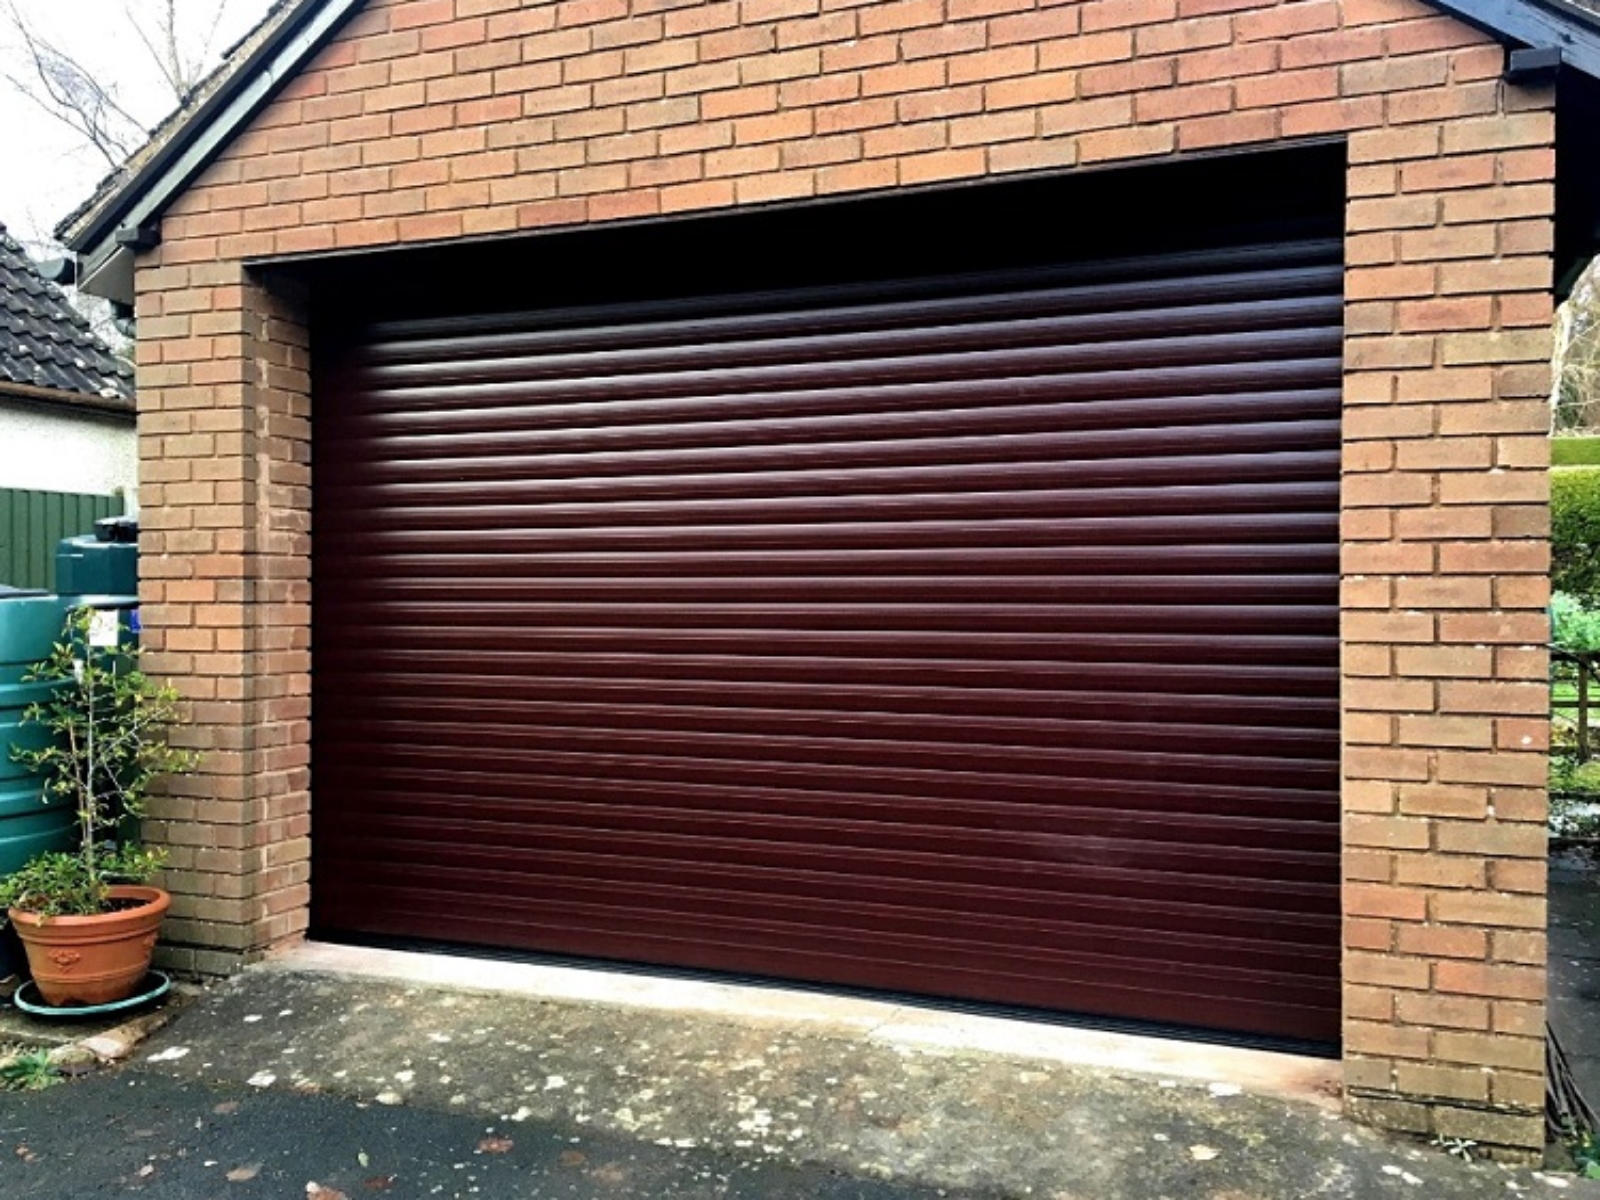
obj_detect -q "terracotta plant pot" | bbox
[8,884,169,1007]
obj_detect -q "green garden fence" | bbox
[0,488,124,592]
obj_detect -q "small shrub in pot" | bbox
[0,607,198,1005]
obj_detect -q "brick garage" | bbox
[54,0,1600,1156]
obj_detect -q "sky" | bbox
[0,0,274,255]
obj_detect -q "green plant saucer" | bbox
[13,970,170,1018]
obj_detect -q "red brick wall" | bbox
[135,267,311,974]
[131,0,1555,1154]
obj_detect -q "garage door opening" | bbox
[300,144,1346,1048]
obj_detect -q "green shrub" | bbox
[1554,437,1600,466]
[0,607,196,917]
[1554,467,1600,604]
[1552,753,1600,794]
[1554,592,1600,653]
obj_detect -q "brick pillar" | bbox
[1340,96,1554,1158]
[135,259,312,975]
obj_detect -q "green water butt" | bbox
[0,595,73,878]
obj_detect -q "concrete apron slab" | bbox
[128,943,1596,1198]
[285,942,1341,1106]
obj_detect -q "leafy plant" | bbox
[0,607,198,917]
[1573,1128,1600,1180]
[0,1050,59,1092]
[1554,592,1600,654]
[1552,753,1600,792]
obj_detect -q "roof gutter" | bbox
[1426,0,1600,77]
[0,381,136,420]
[67,0,366,305]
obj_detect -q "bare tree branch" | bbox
[4,1,145,168]
[1,0,249,350]
[124,0,234,101]
[125,1,183,101]
[4,0,240,174]
[1557,258,1600,432]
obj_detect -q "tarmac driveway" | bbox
[2,951,1598,1199]
[0,1068,952,1198]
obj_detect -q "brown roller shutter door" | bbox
[312,236,1343,1045]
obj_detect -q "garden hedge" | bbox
[1554,466,1600,604]
[1554,437,1600,466]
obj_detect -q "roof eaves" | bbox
[54,0,290,245]
[0,380,136,420]
[56,0,1600,304]
[59,0,366,295]
[1425,0,1600,77]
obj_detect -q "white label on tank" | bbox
[88,610,119,648]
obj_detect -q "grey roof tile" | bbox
[0,221,133,406]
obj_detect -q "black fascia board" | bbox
[63,0,366,255]
[1428,0,1600,77]
[63,0,1600,265]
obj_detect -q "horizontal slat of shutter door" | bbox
[312,239,1343,1045]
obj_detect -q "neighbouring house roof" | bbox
[52,0,1600,307]
[0,223,132,417]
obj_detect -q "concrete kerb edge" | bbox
[0,973,199,1072]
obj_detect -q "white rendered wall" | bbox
[0,403,136,506]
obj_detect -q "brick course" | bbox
[131,0,1553,1155]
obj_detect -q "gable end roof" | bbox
[58,0,365,303]
[54,0,1600,306]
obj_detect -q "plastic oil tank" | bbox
[0,588,74,878]
[1,518,139,976]
[56,515,138,598]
